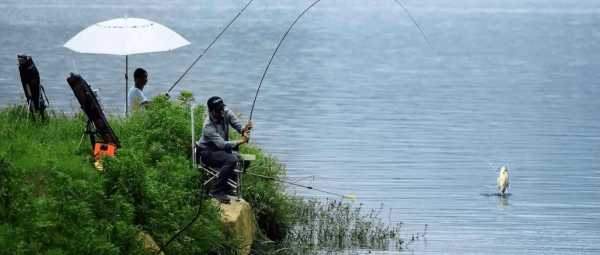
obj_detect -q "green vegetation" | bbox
[254,199,404,254]
[0,93,404,255]
[0,95,292,255]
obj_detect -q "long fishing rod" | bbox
[392,0,432,49]
[246,171,357,201]
[249,0,323,120]
[248,0,431,120]
[166,0,255,94]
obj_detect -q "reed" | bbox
[253,199,404,254]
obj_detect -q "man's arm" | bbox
[204,125,235,150]
[234,131,249,148]
[225,108,244,134]
[139,90,150,108]
[225,108,252,135]
[204,124,248,150]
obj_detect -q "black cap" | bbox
[207,96,226,112]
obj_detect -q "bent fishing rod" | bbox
[249,0,323,121]
[166,0,255,95]
[248,0,431,120]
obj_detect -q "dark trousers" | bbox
[200,149,240,193]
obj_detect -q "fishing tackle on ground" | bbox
[66,73,120,169]
[166,0,255,95]
[17,54,49,118]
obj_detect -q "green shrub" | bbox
[0,106,141,255]
[238,146,294,242]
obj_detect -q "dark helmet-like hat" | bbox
[207,96,226,112]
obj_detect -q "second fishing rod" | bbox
[165,0,255,95]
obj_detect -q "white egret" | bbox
[497,166,510,195]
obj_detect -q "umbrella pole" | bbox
[125,55,128,116]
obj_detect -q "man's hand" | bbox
[242,130,250,143]
[243,121,253,133]
[235,131,249,148]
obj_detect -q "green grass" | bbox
[0,95,293,255]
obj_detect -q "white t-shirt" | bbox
[128,87,148,113]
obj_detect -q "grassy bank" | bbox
[0,95,293,255]
[0,94,404,254]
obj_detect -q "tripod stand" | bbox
[78,119,97,150]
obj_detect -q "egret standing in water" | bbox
[497,166,510,195]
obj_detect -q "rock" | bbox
[216,198,257,255]
[137,231,164,255]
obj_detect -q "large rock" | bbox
[216,198,257,255]
[137,231,164,255]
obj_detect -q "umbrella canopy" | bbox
[64,17,190,55]
[64,17,190,115]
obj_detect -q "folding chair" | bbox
[196,151,255,201]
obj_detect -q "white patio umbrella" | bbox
[64,17,190,115]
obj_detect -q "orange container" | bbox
[94,143,117,159]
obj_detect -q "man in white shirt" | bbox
[127,68,150,113]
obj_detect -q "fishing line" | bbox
[392,0,432,49]
[156,184,206,254]
[166,0,255,94]
[246,171,357,201]
[249,0,323,121]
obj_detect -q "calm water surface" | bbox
[1,0,599,254]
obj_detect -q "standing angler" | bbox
[497,165,510,195]
[128,68,151,113]
[197,96,252,203]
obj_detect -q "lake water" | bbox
[1,0,599,254]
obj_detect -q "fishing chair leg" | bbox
[233,155,255,201]
[235,163,243,202]
[199,163,239,195]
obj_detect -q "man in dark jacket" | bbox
[197,96,252,202]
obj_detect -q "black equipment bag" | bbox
[17,55,48,114]
[66,73,121,148]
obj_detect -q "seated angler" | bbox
[197,96,252,202]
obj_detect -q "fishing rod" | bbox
[248,0,431,120]
[246,171,357,201]
[249,0,323,121]
[166,0,255,95]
